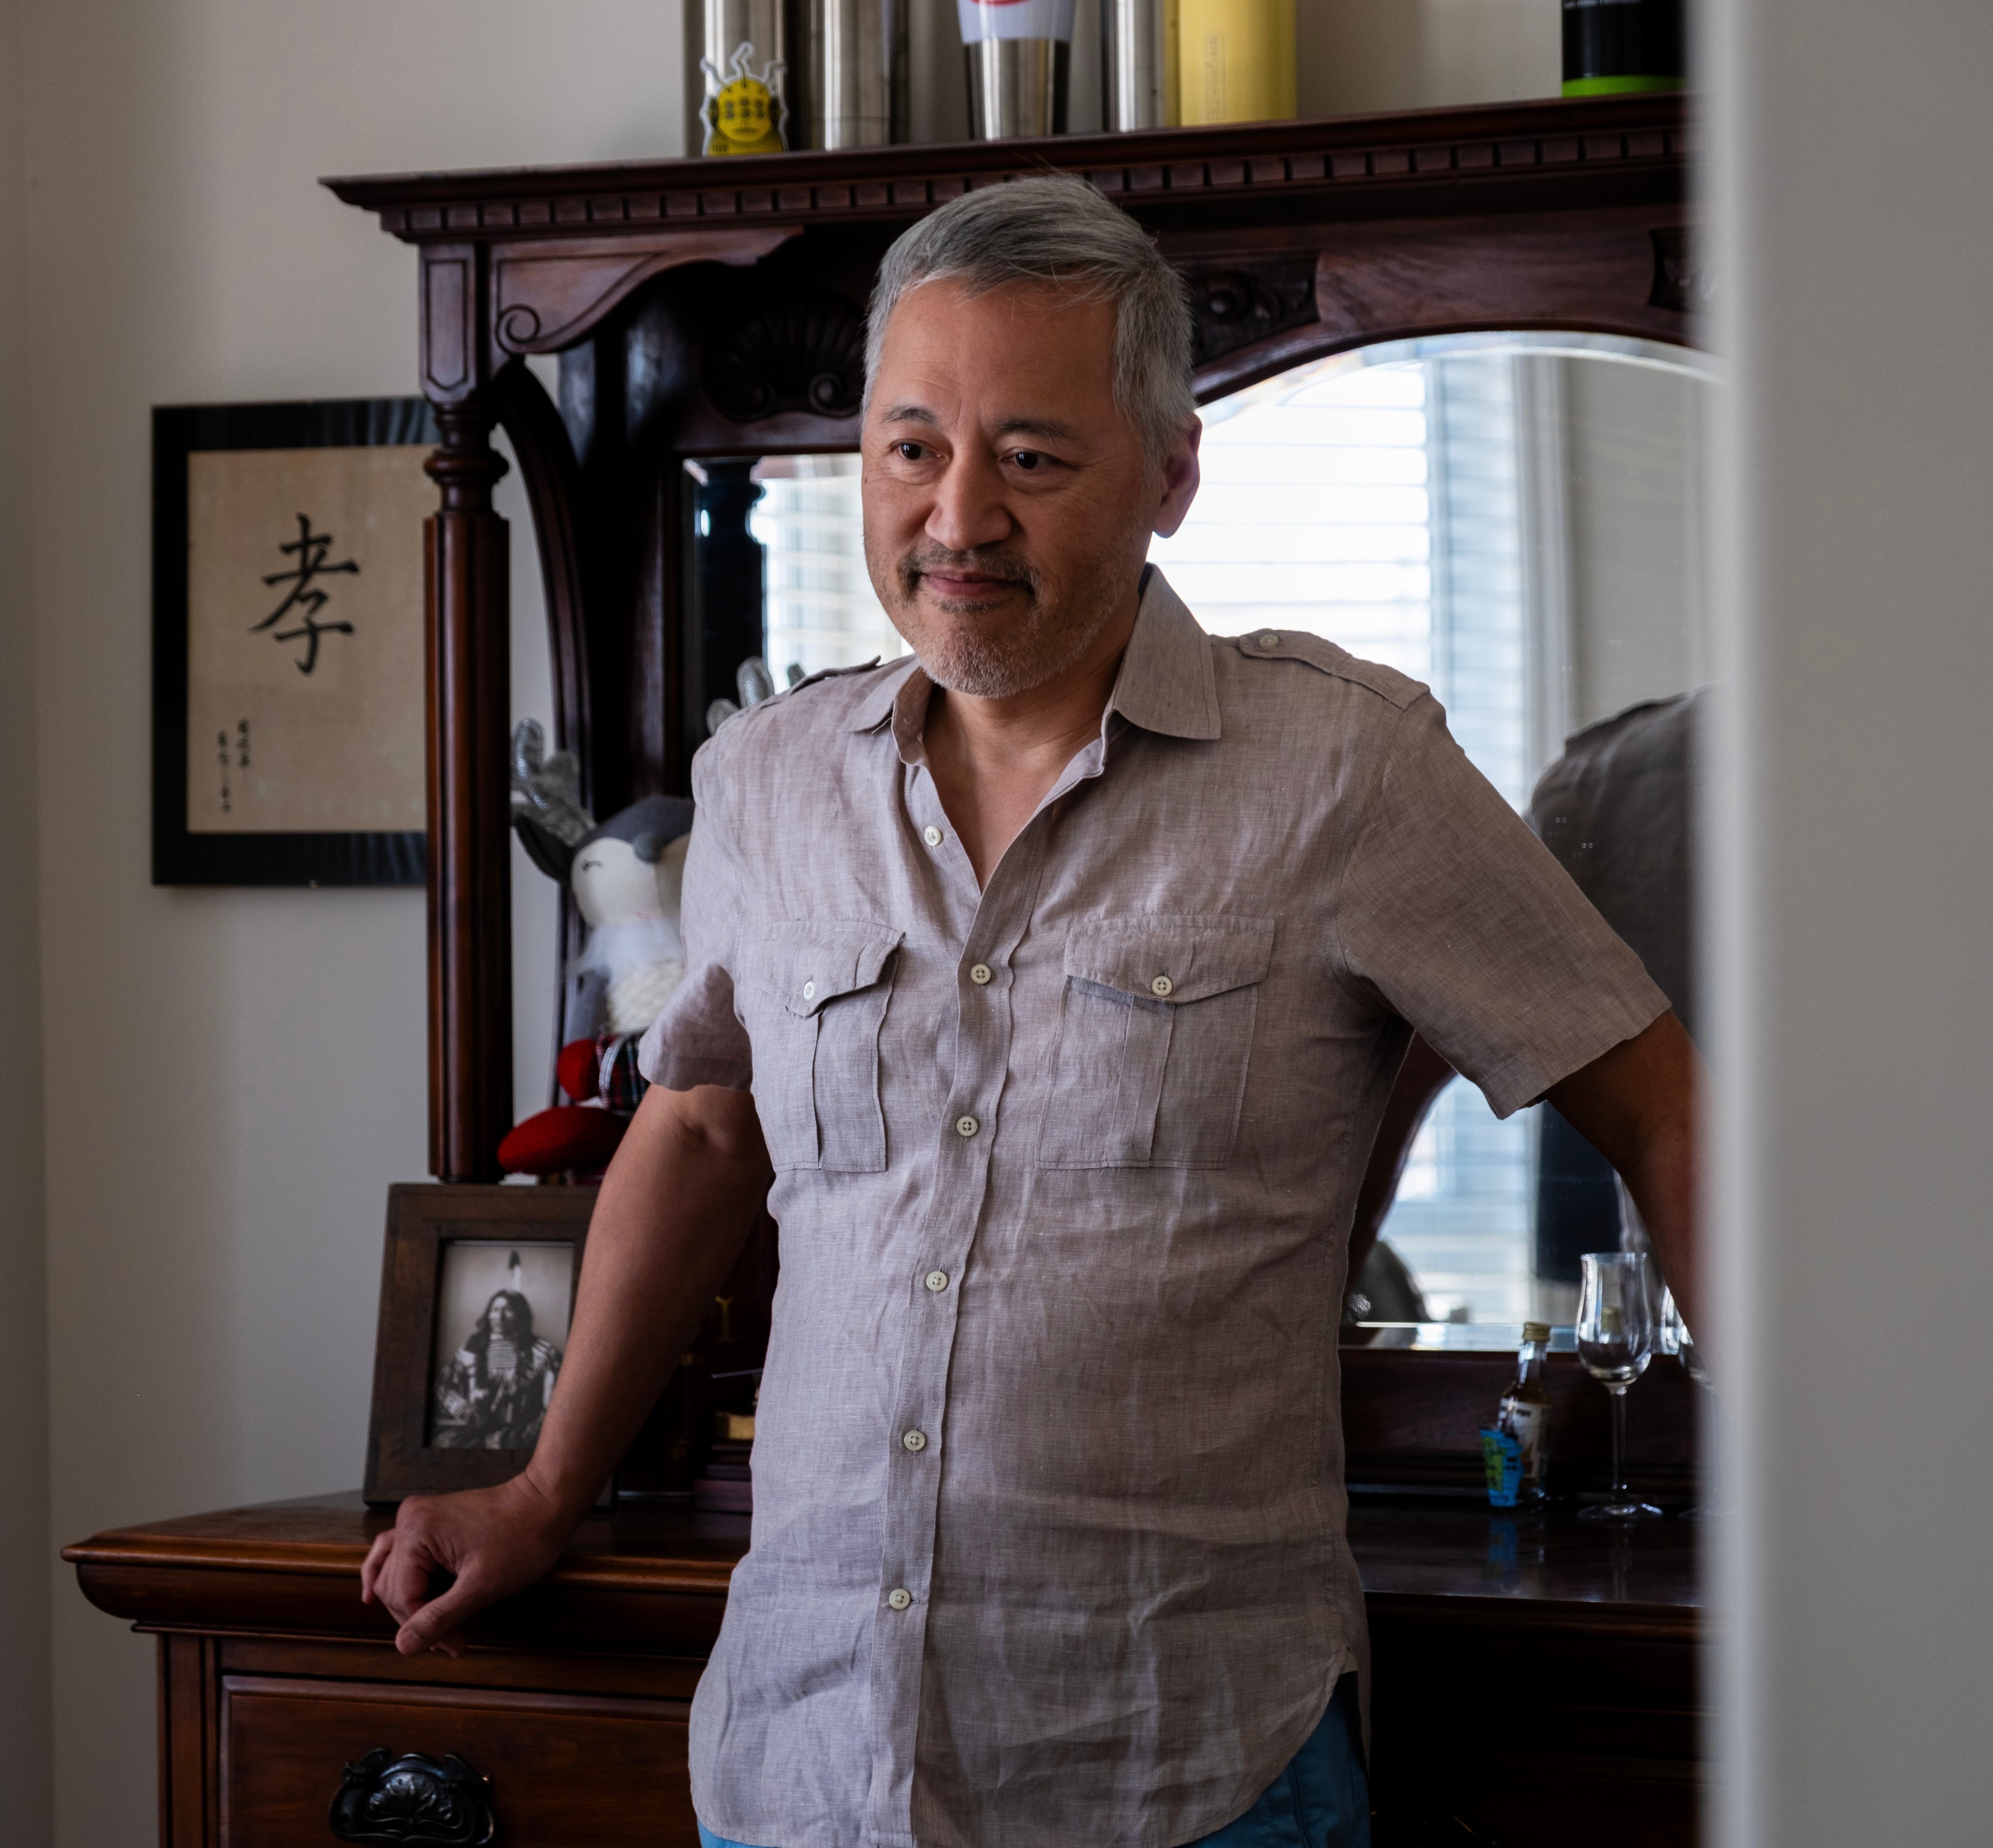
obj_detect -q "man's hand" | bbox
[357,1082,772,1651]
[360,1474,571,1657]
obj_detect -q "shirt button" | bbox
[1151,974,1174,997]
[887,1587,913,1611]
[970,963,992,985]
[1258,631,1280,650]
[902,1428,927,1452]
[925,1270,950,1293]
[802,979,816,1001]
[954,1114,979,1139]
[923,824,944,847]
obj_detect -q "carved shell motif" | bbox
[702,288,867,424]
[1184,260,1319,366]
[327,1748,496,1846]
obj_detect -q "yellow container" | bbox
[1176,0,1295,125]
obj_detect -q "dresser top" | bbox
[66,1490,1700,1653]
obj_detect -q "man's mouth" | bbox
[921,567,1022,601]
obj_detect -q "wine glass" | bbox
[1576,1251,1661,1522]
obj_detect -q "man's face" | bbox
[488,1296,522,1338]
[862,278,1200,700]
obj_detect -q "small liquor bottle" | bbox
[1497,1321,1554,1504]
[1562,0,1686,98]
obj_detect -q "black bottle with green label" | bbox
[1563,0,1686,97]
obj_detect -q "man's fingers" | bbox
[371,1523,449,1627]
[393,1573,483,1657]
[359,1531,394,1605]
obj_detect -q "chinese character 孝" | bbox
[253,511,359,674]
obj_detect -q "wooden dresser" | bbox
[66,1492,1702,1846]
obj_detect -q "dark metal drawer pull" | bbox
[328,1747,496,1845]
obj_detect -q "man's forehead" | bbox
[871,281,1119,428]
[878,278,1115,363]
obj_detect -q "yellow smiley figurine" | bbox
[702,42,788,156]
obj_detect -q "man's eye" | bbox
[895,441,928,462]
[1011,450,1046,472]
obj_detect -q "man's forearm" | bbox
[522,1082,771,1528]
[1545,1010,1703,1337]
[1623,1106,1699,1338]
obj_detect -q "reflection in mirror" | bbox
[497,402,561,1122]
[1152,334,1712,1334]
[749,455,907,680]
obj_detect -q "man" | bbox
[363,175,1700,1848]
[431,1288,562,1451]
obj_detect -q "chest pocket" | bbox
[1036,916,1275,1170]
[749,921,903,1172]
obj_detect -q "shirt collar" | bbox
[1107,568,1223,741]
[845,566,1221,745]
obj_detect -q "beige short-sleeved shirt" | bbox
[639,570,1665,1848]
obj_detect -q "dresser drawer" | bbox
[221,1675,698,1847]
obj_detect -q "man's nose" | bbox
[926,449,1014,554]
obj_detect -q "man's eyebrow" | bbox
[993,416,1081,444]
[873,405,1082,445]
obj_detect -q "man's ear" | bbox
[1152,416,1203,540]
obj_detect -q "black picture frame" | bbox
[364,1184,599,1504]
[152,396,436,886]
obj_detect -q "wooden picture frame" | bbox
[364,1183,598,1503]
[152,396,437,886]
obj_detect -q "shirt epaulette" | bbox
[1227,628,1424,711]
[716,658,889,739]
[787,657,883,695]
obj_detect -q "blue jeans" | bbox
[698,1673,1370,1848]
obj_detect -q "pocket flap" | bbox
[757,922,904,1017]
[1062,916,1275,1006]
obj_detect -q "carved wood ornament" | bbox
[326,94,1699,1181]
[328,1748,497,1846]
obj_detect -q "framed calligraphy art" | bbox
[151,397,438,885]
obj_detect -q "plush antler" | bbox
[509,719,593,846]
[706,654,799,738]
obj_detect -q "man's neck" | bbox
[923,584,1142,889]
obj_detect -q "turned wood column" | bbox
[424,399,512,1181]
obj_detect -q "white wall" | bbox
[1301,0,1558,117]
[0,0,53,1838]
[19,7,677,1843]
[1710,1,1993,1843]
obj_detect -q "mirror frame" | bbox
[331,98,1704,1496]
[330,92,1701,1181]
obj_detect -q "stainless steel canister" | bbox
[698,0,791,154]
[798,0,910,147]
[959,0,1073,139]
[1101,0,1174,130]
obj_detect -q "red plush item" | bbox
[555,1036,600,1103]
[497,1105,628,1177]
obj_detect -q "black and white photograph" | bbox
[427,1241,574,1450]
[363,1186,595,1503]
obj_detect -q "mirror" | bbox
[1151,332,1712,1337]
[750,455,907,678]
[684,331,1712,1339]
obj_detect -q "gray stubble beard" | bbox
[868,530,1146,701]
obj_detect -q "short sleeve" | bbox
[1338,694,1668,1118]
[636,740,754,1092]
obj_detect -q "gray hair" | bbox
[864,174,1196,465]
